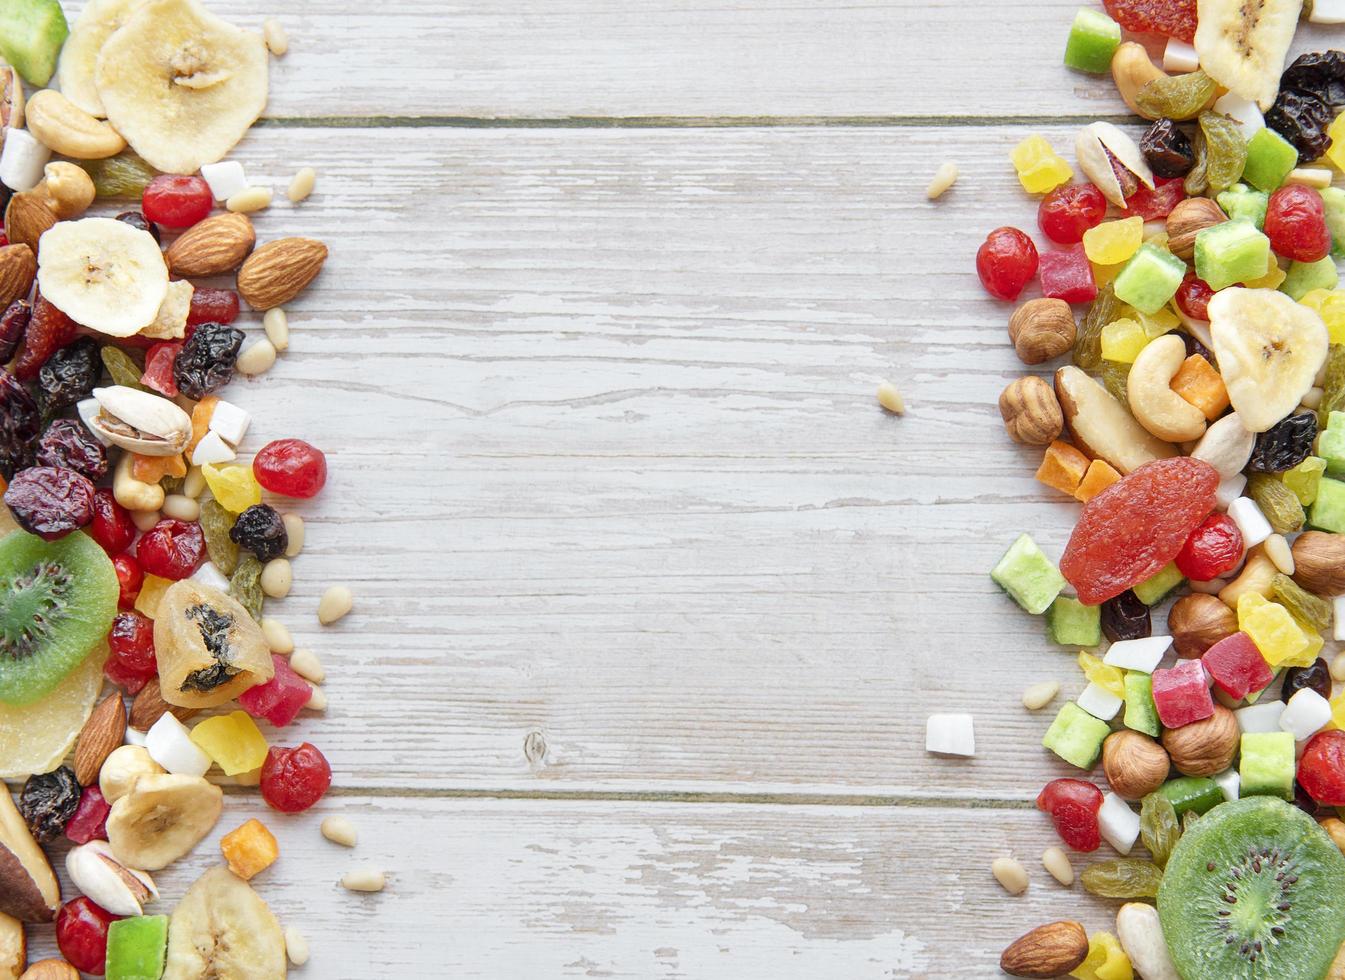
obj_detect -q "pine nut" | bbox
[183,465,206,499]
[926,161,959,200]
[226,185,272,213]
[1286,167,1333,189]
[236,338,277,376]
[264,307,289,351]
[261,558,292,598]
[1042,846,1074,886]
[261,617,294,654]
[1332,652,1345,682]
[161,494,200,522]
[284,927,309,966]
[1303,386,1325,410]
[321,816,358,847]
[131,509,160,532]
[1022,681,1059,711]
[263,18,289,56]
[283,513,305,557]
[877,381,905,415]
[287,167,316,203]
[1264,533,1295,575]
[991,857,1029,895]
[341,867,385,892]
[289,648,324,683]
[305,685,327,711]
[318,585,353,625]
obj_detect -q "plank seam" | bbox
[290,786,1040,808]
[257,113,1135,129]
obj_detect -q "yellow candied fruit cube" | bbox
[1100,318,1149,363]
[202,463,262,514]
[1078,651,1125,699]
[190,711,269,775]
[1083,216,1144,266]
[1071,931,1133,980]
[220,818,279,881]
[1301,288,1345,345]
[1330,690,1345,730]
[1238,593,1313,667]
[134,574,173,619]
[1092,261,1124,287]
[1010,135,1074,193]
[1328,112,1345,171]
[1135,305,1179,339]
[1243,252,1286,290]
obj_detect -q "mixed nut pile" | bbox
[0,0,363,976]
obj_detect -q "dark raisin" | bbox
[37,337,99,416]
[19,766,81,843]
[14,297,77,382]
[0,368,39,479]
[3,466,96,540]
[1283,658,1332,701]
[1140,118,1196,178]
[0,300,30,363]
[1247,412,1318,473]
[1293,780,1324,816]
[1282,51,1345,107]
[173,322,243,399]
[1265,89,1335,161]
[229,504,288,562]
[1102,589,1152,642]
[1181,331,1215,365]
[34,419,107,481]
[114,209,161,244]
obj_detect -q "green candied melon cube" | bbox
[1194,219,1272,291]
[1310,476,1345,532]
[991,533,1066,615]
[1239,731,1295,799]
[1282,256,1340,301]
[1218,183,1269,230]
[1323,187,1345,259]
[1133,562,1185,605]
[1243,128,1299,193]
[1319,423,1345,476]
[0,0,68,86]
[1158,775,1224,815]
[1123,671,1160,736]
[1045,596,1102,646]
[1113,244,1186,315]
[106,914,169,980]
[1042,701,1112,769]
[1063,8,1121,73]
[1284,456,1328,505]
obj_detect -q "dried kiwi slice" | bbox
[0,531,118,705]
[1158,797,1345,979]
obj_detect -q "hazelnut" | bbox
[35,162,94,220]
[1168,593,1238,658]
[1102,730,1171,800]
[1292,531,1345,597]
[1162,703,1239,777]
[20,961,80,980]
[1165,197,1227,261]
[999,376,1064,446]
[1008,299,1077,365]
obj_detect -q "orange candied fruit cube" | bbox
[220,818,279,880]
[1036,440,1091,496]
[188,396,220,456]
[131,452,188,483]
[1171,354,1229,421]
[1075,459,1122,502]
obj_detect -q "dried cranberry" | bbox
[1247,412,1318,473]
[229,504,288,561]
[0,299,30,363]
[976,227,1038,301]
[88,488,135,555]
[136,518,205,580]
[141,341,182,398]
[14,296,77,381]
[253,439,327,498]
[1174,272,1214,321]
[141,174,212,229]
[173,321,243,399]
[1283,658,1332,702]
[105,611,157,694]
[64,786,110,844]
[187,288,240,326]
[1101,589,1152,642]
[114,209,160,244]
[1036,777,1104,851]
[56,896,121,975]
[1038,184,1108,245]
[260,742,332,812]
[35,418,108,481]
[19,766,80,842]
[1265,185,1331,263]
[113,552,143,611]
[1122,177,1187,221]
[1174,513,1244,581]
[1299,730,1345,805]
[1103,0,1196,42]
[4,466,96,540]
[1140,118,1195,178]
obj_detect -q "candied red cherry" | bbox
[65,786,110,844]
[187,287,240,326]
[1174,512,1244,581]
[976,227,1039,301]
[57,896,122,974]
[1036,777,1104,851]
[1298,730,1345,805]
[1174,272,1214,321]
[1265,185,1331,263]
[105,611,157,694]
[1038,183,1108,245]
[261,742,332,813]
[141,174,212,229]
[1121,177,1186,221]
[253,439,328,498]
[141,341,182,398]
[113,552,143,611]
[88,488,136,555]
[136,518,205,580]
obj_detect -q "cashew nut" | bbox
[1111,42,1167,119]
[1128,334,1208,442]
[1190,411,1255,479]
[35,161,94,220]
[113,452,165,512]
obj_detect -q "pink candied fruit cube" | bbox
[1039,244,1098,304]
[1151,657,1214,728]
[65,786,110,844]
[238,654,313,727]
[1202,631,1273,700]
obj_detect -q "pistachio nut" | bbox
[1,66,24,131]
[90,385,192,457]
[1076,121,1156,207]
[65,840,158,916]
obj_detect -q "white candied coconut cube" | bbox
[0,129,50,192]
[191,430,237,466]
[145,713,211,776]
[1099,793,1141,855]
[925,713,975,757]
[1213,93,1266,138]
[1279,688,1332,741]
[1334,595,1345,642]
[1077,682,1123,722]
[1235,701,1286,734]
[1162,39,1200,73]
[201,160,248,201]
[1103,636,1171,673]
[1228,496,1272,548]
[190,561,231,593]
[1213,769,1241,802]
[207,399,252,446]
[1216,474,1247,511]
[1310,0,1345,22]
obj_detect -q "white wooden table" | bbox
[21,3,1345,976]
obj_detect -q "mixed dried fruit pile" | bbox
[0,0,357,976]
[966,0,1345,977]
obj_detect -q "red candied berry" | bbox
[1039,244,1098,304]
[0,232,7,246]
[1265,185,1332,263]
[14,296,78,381]
[105,611,157,694]
[1038,183,1108,245]
[1036,778,1104,851]
[261,742,332,813]
[141,341,182,398]
[56,896,122,974]
[88,488,136,555]
[1103,0,1196,42]
[136,519,205,580]
[187,287,240,326]
[239,654,313,727]
[1299,730,1345,805]
[65,786,110,844]
[1174,513,1244,581]
[976,227,1039,301]
[1174,272,1214,321]
[1121,177,1187,221]
[253,439,327,498]
[141,174,212,229]
[113,552,143,611]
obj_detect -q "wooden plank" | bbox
[21,796,1118,977]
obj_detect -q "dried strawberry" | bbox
[14,297,78,381]
[1103,0,1196,43]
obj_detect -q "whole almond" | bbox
[1000,921,1089,978]
[24,90,125,160]
[0,244,35,307]
[165,212,256,277]
[129,678,197,731]
[74,695,127,786]
[236,237,328,310]
[3,194,57,254]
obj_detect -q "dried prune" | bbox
[1246,473,1306,534]
[173,322,243,399]
[114,209,160,245]
[1137,70,1218,121]
[100,346,145,391]
[20,766,80,843]
[3,466,96,539]
[14,297,77,381]
[35,419,107,481]
[1074,283,1122,371]
[1198,112,1248,194]
[37,337,99,415]
[229,555,264,621]
[0,300,30,363]
[1102,589,1152,642]
[1248,412,1318,472]
[229,504,288,562]
[1282,51,1345,108]
[1266,88,1335,161]
[1283,657,1332,701]
[199,498,239,576]
[0,369,39,479]
[1141,118,1195,178]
